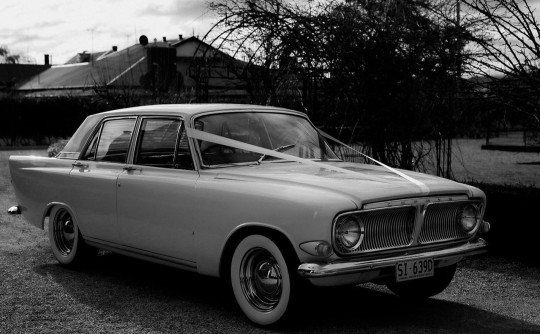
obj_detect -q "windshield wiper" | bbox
[258,144,296,164]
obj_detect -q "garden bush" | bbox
[47,138,70,157]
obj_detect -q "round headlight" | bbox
[460,204,479,233]
[335,216,364,250]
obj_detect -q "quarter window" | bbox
[175,125,194,170]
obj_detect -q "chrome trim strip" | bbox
[298,239,487,278]
[84,237,197,270]
[410,203,427,246]
[362,195,469,210]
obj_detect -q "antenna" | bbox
[86,28,101,65]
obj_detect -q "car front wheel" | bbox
[230,234,294,326]
[49,206,96,267]
[386,263,457,299]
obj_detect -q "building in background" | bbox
[14,35,249,102]
[0,58,51,93]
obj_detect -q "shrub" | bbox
[47,138,70,157]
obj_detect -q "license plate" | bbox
[395,258,434,282]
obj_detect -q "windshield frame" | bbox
[190,110,341,169]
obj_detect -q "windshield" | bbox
[194,112,339,166]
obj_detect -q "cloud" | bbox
[34,20,64,29]
[1,0,216,64]
[136,3,172,16]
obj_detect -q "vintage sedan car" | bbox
[9,104,489,325]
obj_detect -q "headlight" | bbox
[459,204,480,234]
[335,216,364,250]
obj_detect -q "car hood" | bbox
[211,161,475,208]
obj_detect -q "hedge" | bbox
[0,96,108,146]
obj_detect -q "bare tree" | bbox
[204,0,471,176]
[461,0,540,130]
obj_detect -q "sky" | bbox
[1,0,215,65]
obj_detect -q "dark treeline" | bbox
[0,96,106,146]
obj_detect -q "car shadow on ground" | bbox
[33,251,540,333]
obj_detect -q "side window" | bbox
[134,118,181,168]
[82,118,135,163]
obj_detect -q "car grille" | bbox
[419,202,469,244]
[355,207,416,253]
[333,198,482,256]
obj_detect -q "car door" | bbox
[69,117,137,244]
[116,117,199,268]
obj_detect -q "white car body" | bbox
[9,104,489,325]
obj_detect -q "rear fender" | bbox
[9,156,74,229]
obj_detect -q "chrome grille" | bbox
[334,206,415,255]
[332,197,483,256]
[419,202,470,244]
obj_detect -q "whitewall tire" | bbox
[230,234,293,326]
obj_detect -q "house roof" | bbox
[17,43,155,93]
[64,51,107,65]
[0,64,50,88]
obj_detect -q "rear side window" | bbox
[82,118,136,163]
[134,118,181,168]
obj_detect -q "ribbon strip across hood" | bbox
[185,127,430,195]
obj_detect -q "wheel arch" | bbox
[43,202,86,236]
[219,225,300,279]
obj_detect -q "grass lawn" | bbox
[451,138,540,187]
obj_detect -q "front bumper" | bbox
[297,238,488,286]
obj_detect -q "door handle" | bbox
[72,162,87,168]
[123,166,139,172]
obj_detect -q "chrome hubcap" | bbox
[239,248,282,312]
[53,209,75,256]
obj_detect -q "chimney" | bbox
[163,36,167,42]
[112,46,118,51]
[44,54,50,66]
[179,34,183,40]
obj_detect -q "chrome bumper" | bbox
[298,238,488,279]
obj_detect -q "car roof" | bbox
[97,103,306,120]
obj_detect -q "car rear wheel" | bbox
[230,234,295,326]
[49,206,96,267]
[386,263,457,299]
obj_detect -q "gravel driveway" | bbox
[1,213,539,333]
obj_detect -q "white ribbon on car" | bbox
[318,130,431,194]
[185,127,430,194]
